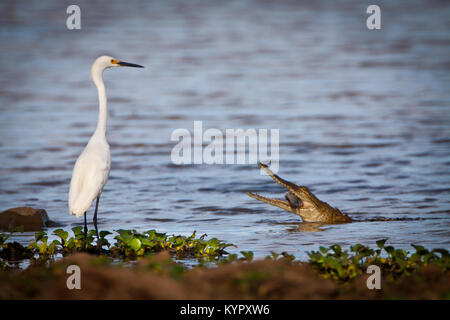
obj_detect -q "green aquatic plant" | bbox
[27,231,60,256]
[0,227,34,261]
[111,229,234,259]
[0,232,10,246]
[1,241,34,261]
[214,250,257,264]
[0,228,235,263]
[240,251,254,262]
[53,229,69,247]
[219,250,295,265]
[307,240,449,281]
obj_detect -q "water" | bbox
[0,0,449,260]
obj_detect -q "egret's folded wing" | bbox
[68,154,109,217]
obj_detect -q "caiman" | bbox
[247,163,353,224]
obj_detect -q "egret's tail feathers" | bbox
[69,209,85,218]
[69,197,94,217]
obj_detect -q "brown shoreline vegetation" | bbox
[1,251,448,300]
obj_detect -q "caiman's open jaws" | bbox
[247,163,353,224]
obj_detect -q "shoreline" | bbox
[1,251,449,300]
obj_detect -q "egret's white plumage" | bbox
[69,56,143,222]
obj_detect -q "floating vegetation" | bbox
[0,227,235,266]
[110,229,234,259]
[307,239,449,282]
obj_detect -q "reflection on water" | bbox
[286,222,328,233]
[0,0,449,259]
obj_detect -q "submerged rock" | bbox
[0,207,55,231]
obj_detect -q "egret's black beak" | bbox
[117,61,144,68]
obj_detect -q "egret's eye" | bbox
[110,59,119,64]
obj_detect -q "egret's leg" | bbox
[83,212,87,250]
[93,196,100,240]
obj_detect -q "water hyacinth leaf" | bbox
[97,238,110,248]
[384,246,394,254]
[130,238,142,251]
[53,229,69,242]
[432,248,449,258]
[34,231,46,242]
[394,249,407,260]
[65,238,75,249]
[171,236,184,246]
[141,238,155,247]
[117,229,132,238]
[187,231,196,240]
[208,238,220,248]
[38,241,47,254]
[72,226,83,236]
[351,244,365,253]
[376,239,387,248]
[48,240,60,254]
[325,257,340,269]
[115,231,133,245]
[27,241,38,250]
[330,244,342,254]
[145,229,156,238]
[411,244,429,256]
[319,246,329,254]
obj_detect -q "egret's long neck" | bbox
[92,68,107,137]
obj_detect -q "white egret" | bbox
[68,55,143,247]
